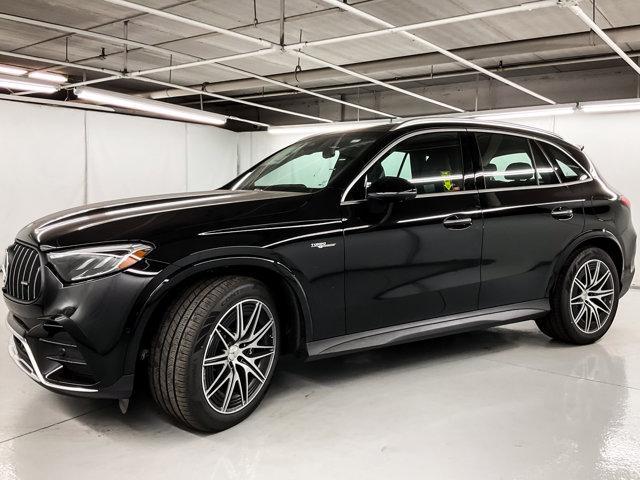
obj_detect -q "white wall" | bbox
[238,112,640,283]
[0,99,239,251]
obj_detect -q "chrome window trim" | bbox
[340,128,467,204]
[341,189,477,206]
[480,178,592,194]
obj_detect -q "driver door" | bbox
[341,130,482,334]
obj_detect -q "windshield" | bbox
[232,131,380,192]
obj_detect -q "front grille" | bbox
[4,243,42,302]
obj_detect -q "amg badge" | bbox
[310,241,336,249]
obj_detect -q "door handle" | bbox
[551,207,574,220]
[443,215,472,230]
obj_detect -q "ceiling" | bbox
[0,0,639,128]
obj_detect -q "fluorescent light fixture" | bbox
[580,99,640,113]
[268,120,386,135]
[28,71,67,83]
[0,73,58,93]
[0,65,27,76]
[75,87,226,126]
[468,105,576,120]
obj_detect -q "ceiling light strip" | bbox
[0,64,28,76]
[568,5,640,76]
[75,86,227,125]
[296,51,464,112]
[0,73,59,93]
[0,50,328,126]
[321,0,556,105]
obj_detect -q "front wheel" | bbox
[536,247,620,344]
[149,276,280,431]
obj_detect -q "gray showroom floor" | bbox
[1,291,640,480]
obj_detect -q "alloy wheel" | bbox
[201,299,276,414]
[569,259,615,334]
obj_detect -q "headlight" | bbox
[48,243,153,282]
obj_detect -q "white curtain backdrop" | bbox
[0,100,239,251]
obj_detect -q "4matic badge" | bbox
[310,241,336,249]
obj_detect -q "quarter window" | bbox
[530,140,560,185]
[347,132,465,200]
[540,143,588,182]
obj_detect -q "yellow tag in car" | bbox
[441,170,452,191]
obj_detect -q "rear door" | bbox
[341,130,482,334]
[472,131,586,309]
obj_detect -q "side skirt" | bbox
[306,300,549,359]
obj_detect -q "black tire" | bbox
[148,276,280,432]
[536,247,620,344]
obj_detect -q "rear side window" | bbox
[540,143,589,182]
[476,133,537,188]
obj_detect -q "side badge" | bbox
[310,241,336,249]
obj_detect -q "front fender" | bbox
[121,247,314,375]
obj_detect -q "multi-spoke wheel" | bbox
[536,247,619,344]
[202,299,276,414]
[569,259,615,334]
[149,276,280,431]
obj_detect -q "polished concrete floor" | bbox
[2,290,640,480]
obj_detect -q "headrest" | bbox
[505,162,534,182]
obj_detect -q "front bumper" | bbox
[3,260,159,399]
[6,313,134,398]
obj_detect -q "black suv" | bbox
[3,119,636,431]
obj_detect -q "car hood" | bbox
[17,189,307,249]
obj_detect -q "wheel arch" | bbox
[123,254,313,376]
[547,229,624,296]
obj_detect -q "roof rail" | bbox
[391,117,564,140]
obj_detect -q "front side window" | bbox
[476,133,538,188]
[233,131,379,192]
[346,131,465,200]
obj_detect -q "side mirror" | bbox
[366,176,417,202]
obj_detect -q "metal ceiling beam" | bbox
[132,76,326,125]
[101,0,273,48]
[167,61,398,118]
[96,0,464,112]
[568,4,640,76]
[189,50,640,105]
[295,51,464,112]
[0,12,196,61]
[1,6,396,118]
[286,0,558,50]
[0,50,330,126]
[321,0,556,105]
[143,24,640,99]
[0,50,121,75]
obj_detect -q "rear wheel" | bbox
[149,276,279,431]
[536,247,619,344]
